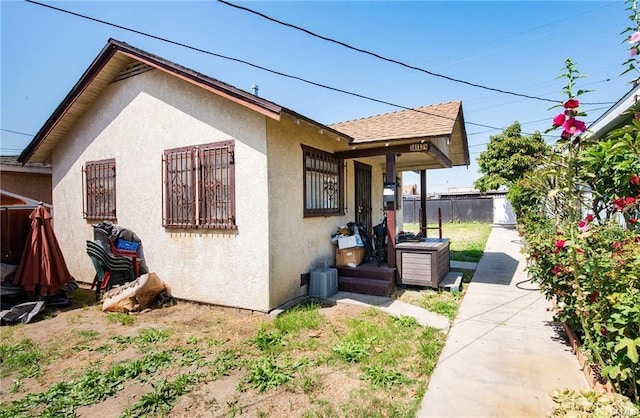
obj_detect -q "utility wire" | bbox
[0,128,34,136]
[24,0,509,132]
[217,0,614,106]
[25,0,596,138]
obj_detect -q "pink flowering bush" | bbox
[520,57,640,402]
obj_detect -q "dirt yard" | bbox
[0,288,446,417]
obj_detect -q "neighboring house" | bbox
[19,39,469,312]
[0,156,52,204]
[586,83,640,138]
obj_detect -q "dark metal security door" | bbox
[354,161,372,236]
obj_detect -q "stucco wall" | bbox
[0,172,52,204]
[266,115,384,308]
[51,69,271,311]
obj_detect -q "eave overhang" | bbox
[18,39,285,164]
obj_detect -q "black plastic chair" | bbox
[86,240,135,300]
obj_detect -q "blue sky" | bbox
[0,0,632,193]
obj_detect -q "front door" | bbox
[354,161,372,237]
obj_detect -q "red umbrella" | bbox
[13,204,72,298]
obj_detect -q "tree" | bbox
[474,121,550,192]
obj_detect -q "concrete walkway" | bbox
[328,291,450,331]
[418,226,588,418]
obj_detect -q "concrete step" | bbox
[338,276,395,297]
[440,272,463,292]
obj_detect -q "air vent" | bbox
[111,62,153,83]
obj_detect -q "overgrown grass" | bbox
[1,301,447,417]
[393,288,461,321]
[403,221,492,262]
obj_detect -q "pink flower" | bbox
[613,241,623,250]
[552,114,566,127]
[551,265,562,275]
[631,174,640,185]
[584,214,594,223]
[626,196,637,205]
[555,239,566,249]
[578,221,590,233]
[629,30,640,44]
[562,118,586,137]
[563,99,580,109]
[632,48,639,57]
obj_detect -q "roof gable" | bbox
[330,101,470,167]
[19,39,286,164]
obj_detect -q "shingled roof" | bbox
[330,101,470,168]
[330,101,461,143]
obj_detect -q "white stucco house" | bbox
[19,39,469,312]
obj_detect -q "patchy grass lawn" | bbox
[0,225,490,417]
[403,222,492,262]
[0,290,447,418]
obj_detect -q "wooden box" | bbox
[395,239,450,288]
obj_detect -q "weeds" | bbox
[245,357,293,392]
[332,340,369,363]
[362,365,406,388]
[106,312,135,325]
[274,302,323,333]
[1,295,450,417]
[245,356,309,393]
[254,326,283,351]
[121,373,201,417]
[0,338,45,378]
[0,350,176,418]
[111,327,170,348]
[391,315,420,328]
[210,349,241,377]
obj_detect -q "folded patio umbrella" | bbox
[13,204,72,298]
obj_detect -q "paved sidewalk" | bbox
[418,226,588,418]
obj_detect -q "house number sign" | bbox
[409,143,430,152]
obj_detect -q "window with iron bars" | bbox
[83,158,116,221]
[302,145,344,217]
[163,141,236,229]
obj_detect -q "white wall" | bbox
[52,69,271,311]
[493,195,517,225]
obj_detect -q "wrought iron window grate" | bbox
[83,158,116,221]
[302,145,343,217]
[163,141,236,229]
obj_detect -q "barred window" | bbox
[83,159,116,221]
[163,141,236,229]
[302,145,343,217]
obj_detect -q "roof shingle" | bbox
[330,101,461,143]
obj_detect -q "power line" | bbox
[216,0,614,106]
[1,128,34,136]
[24,0,511,132]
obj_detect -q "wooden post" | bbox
[386,154,396,268]
[420,169,427,238]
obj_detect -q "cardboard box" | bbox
[336,247,365,267]
[338,234,364,249]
